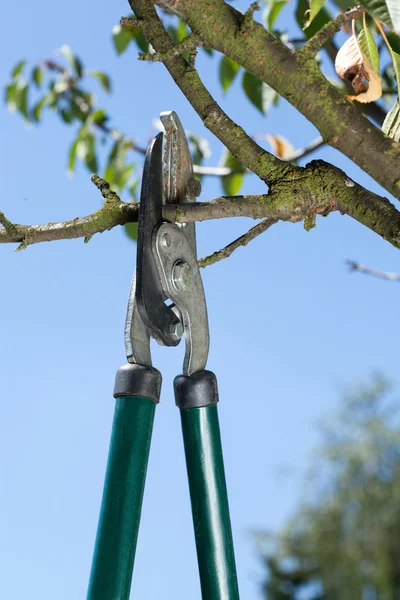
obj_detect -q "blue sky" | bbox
[1,1,400,598]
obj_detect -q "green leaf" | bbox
[124,222,138,241]
[387,32,400,55]
[76,131,98,172]
[31,65,43,88]
[390,50,400,89]
[83,133,98,172]
[132,27,150,53]
[358,27,380,73]
[219,149,246,195]
[307,0,328,25]
[382,99,400,140]
[167,21,190,60]
[263,0,287,30]
[242,71,264,113]
[359,0,393,29]
[386,0,400,34]
[60,45,83,78]
[176,20,188,42]
[128,179,139,201]
[5,83,17,112]
[112,24,132,55]
[90,70,111,93]
[187,133,211,166]
[219,56,240,92]
[262,82,279,113]
[59,108,73,123]
[69,99,86,121]
[104,139,135,191]
[11,60,26,80]
[90,109,108,125]
[296,0,331,38]
[381,43,400,140]
[32,96,48,122]
[45,81,59,109]
[68,137,79,174]
[167,20,188,44]
[15,81,29,121]
[242,71,277,113]
[222,172,244,195]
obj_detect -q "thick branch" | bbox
[2,162,400,251]
[167,0,400,201]
[129,0,294,186]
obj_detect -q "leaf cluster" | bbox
[5,46,140,239]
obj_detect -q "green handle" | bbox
[86,395,156,600]
[180,405,240,600]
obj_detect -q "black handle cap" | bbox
[174,370,219,409]
[114,363,162,403]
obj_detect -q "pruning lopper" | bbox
[86,111,240,600]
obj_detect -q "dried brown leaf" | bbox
[335,34,382,103]
[266,134,294,159]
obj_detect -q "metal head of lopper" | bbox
[124,111,210,377]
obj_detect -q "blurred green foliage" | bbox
[261,376,400,599]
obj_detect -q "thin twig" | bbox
[0,211,17,235]
[297,6,364,60]
[286,136,324,162]
[243,1,261,26]
[198,218,277,268]
[346,260,400,281]
[120,16,140,28]
[91,174,123,203]
[138,34,202,61]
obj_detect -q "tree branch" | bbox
[297,6,364,60]
[346,260,400,281]
[2,161,400,251]
[129,0,294,186]
[198,218,277,268]
[0,211,18,236]
[286,136,324,161]
[0,195,138,249]
[165,0,400,201]
[138,33,202,61]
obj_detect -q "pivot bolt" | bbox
[170,321,184,340]
[172,261,192,292]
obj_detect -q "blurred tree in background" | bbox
[261,377,400,600]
